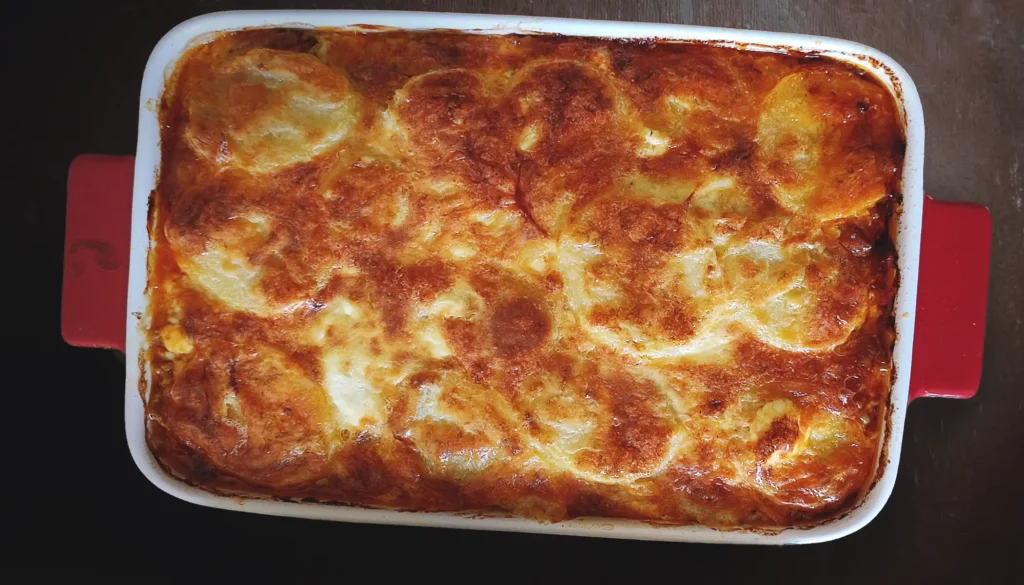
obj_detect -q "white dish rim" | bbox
[124,9,924,545]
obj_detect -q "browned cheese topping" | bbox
[145,28,902,527]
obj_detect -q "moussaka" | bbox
[143,28,903,527]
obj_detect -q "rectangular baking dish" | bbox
[61,10,992,544]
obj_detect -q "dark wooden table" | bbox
[9,0,1021,580]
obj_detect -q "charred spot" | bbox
[712,140,756,171]
[359,255,453,336]
[513,158,547,236]
[838,222,874,257]
[167,186,234,244]
[611,49,634,72]
[404,71,480,123]
[342,450,393,496]
[892,138,907,159]
[566,491,627,518]
[256,29,319,54]
[407,370,441,388]
[491,298,551,357]
[701,397,727,416]
[396,70,513,187]
[227,360,239,393]
[467,361,491,383]
[424,39,466,65]
[684,475,732,505]
[516,61,616,134]
[863,408,880,434]
[190,452,220,483]
[755,417,800,461]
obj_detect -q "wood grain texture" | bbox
[7,0,1021,580]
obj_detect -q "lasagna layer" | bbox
[145,28,902,528]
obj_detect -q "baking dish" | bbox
[61,10,992,544]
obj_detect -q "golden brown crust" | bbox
[144,28,902,528]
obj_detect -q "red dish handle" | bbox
[62,160,993,398]
[62,154,135,351]
[909,195,992,401]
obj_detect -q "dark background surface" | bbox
[7,0,1022,580]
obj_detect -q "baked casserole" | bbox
[144,28,903,528]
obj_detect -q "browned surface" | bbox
[145,28,901,527]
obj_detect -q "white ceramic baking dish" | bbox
[61,10,993,544]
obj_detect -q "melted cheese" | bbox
[184,49,360,173]
[145,29,902,528]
